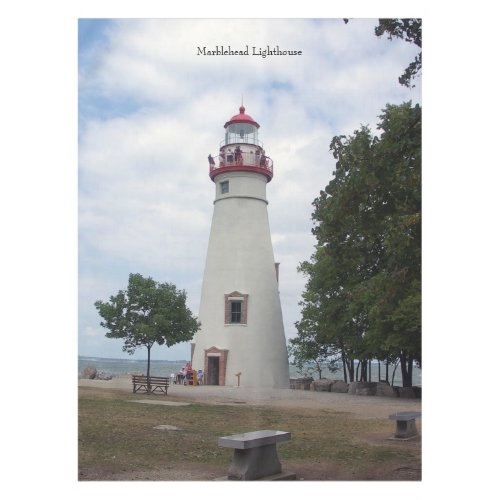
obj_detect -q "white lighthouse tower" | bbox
[191,105,290,389]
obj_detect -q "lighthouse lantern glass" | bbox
[225,123,259,146]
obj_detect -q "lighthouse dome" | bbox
[224,106,260,129]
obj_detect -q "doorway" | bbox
[207,357,220,385]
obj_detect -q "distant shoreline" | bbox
[79,355,189,363]
[78,355,421,387]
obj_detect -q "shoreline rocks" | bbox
[292,377,421,399]
[79,366,113,381]
[289,377,314,390]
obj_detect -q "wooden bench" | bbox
[218,430,295,480]
[132,375,169,395]
[388,411,421,439]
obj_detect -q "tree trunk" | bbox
[357,359,368,382]
[385,359,389,382]
[378,360,381,382]
[400,351,413,387]
[362,359,368,382]
[348,359,355,382]
[369,359,372,382]
[391,359,400,387]
[147,345,152,392]
[342,352,348,383]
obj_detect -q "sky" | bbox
[78,18,422,361]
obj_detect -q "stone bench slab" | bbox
[218,430,291,450]
[127,400,190,407]
[388,411,421,440]
[389,411,422,421]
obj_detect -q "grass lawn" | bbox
[78,386,421,480]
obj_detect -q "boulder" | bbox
[311,379,333,392]
[374,382,397,398]
[354,382,378,396]
[330,380,349,393]
[395,386,421,399]
[290,377,313,390]
[81,366,97,379]
[348,381,394,396]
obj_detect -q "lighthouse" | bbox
[191,105,290,389]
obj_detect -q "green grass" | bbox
[78,387,420,476]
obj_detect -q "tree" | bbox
[296,102,421,387]
[288,315,340,380]
[344,18,422,87]
[375,18,422,87]
[95,273,200,386]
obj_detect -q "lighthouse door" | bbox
[207,357,220,385]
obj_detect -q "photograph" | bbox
[78,18,422,483]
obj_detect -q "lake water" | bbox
[78,356,421,387]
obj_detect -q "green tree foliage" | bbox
[343,18,422,88]
[288,320,340,380]
[375,18,422,87]
[297,102,421,387]
[95,273,200,383]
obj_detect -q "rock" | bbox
[395,386,421,399]
[311,379,333,392]
[374,382,397,398]
[354,382,378,396]
[81,366,97,379]
[330,380,349,393]
[154,425,181,431]
[347,381,401,397]
[290,377,313,390]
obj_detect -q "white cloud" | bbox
[83,326,101,337]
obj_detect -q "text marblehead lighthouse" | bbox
[191,105,290,389]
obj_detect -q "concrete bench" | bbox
[389,411,421,439]
[218,430,295,480]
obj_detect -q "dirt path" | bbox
[78,376,421,419]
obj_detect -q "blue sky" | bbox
[78,18,421,361]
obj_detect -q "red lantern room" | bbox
[208,105,273,182]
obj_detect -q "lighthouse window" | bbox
[230,301,242,323]
[220,181,229,194]
[225,292,248,325]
